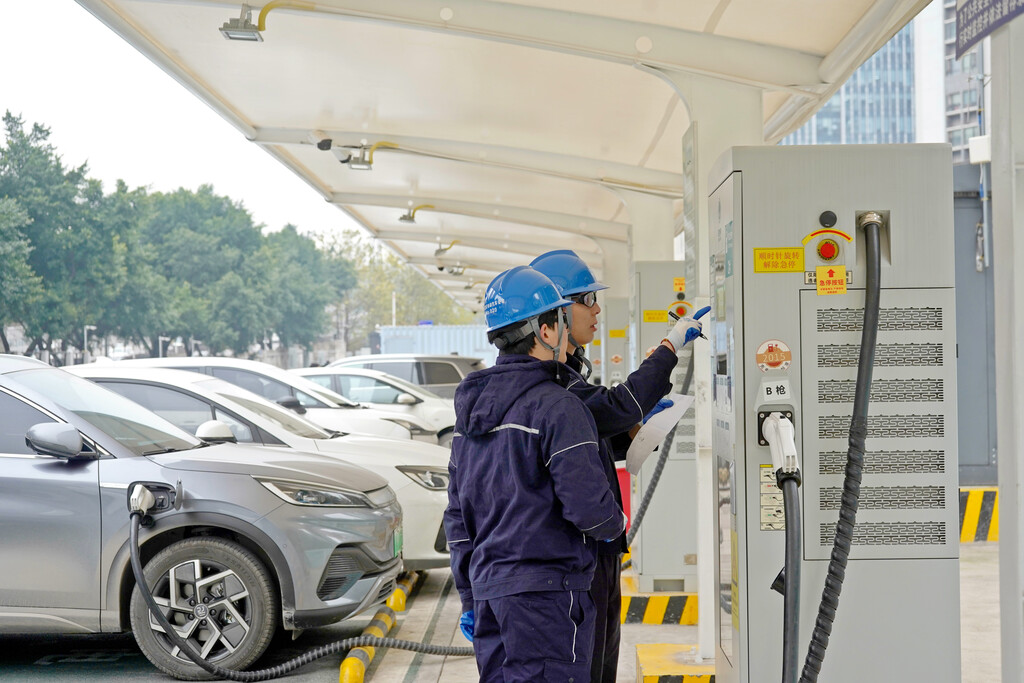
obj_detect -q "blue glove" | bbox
[459,610,475,642]
[665,306,711,350]
[643,398,674,424]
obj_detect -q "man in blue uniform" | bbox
[530,249,707,683]
[444,265,627,682]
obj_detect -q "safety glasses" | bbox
[569,291,598,308]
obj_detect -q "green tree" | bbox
[0,112,129,354]
[98,181,177,352]
[142,186,272,355]
[324,230,474,351]
[254,225,338,348]
[0,197,42,352]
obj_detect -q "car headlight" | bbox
[256,478,373,507]
[396,466,449,491]
[382,418,436,437]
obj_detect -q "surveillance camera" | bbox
[308,130,332,151]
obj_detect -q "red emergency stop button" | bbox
[817,238,839,262]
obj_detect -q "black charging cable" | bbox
[799,214,882,682]
[129,512,472,681]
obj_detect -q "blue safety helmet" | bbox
[529,250,609,297]
[484,266,572,334]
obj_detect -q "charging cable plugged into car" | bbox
[127,483,472,682]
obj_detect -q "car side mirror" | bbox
[195,420,237,444]
[396,393,419,405]
[276,396,306,414]
[26,423,86,459]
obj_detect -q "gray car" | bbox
[0,355,402,680]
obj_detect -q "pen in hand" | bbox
[668,309,708,340]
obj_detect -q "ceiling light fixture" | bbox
[335,141,399,170]
[434,240,460,257]
[399,204,435,223]
[219,4,263,41]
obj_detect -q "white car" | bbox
[113,357,438,444]
[69,365,452,570]
[294,367,457,448]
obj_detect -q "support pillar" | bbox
[594,236,631,388]
[991,19,1024,683]
[635,67,764,659]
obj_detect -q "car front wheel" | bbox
[130,537,278,681]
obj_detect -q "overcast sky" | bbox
[0,1,359,239]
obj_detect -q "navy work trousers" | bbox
[474,589,595,682]
[589,552,622,682]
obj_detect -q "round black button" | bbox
[819,210,837,228]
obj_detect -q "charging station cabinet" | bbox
[629,261,698,592]
[709,145,960,682]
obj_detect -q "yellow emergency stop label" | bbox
[753,248,805,273]
[673,277,686,292]
[816,265,848,295]
[643,310,669,323]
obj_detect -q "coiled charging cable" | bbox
[129,508,472,682]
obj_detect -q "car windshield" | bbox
[199,381,333,440]
[372,373,443,399]
[297,379,360,408]
[12,368,200,456]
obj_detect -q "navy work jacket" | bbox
[564,345,678,555]
[444,355,625,613]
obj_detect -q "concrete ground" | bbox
[366,541,1000,682]
[0,543,999,681]
[961,542,1001,683]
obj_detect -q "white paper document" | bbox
[625,393,695,475]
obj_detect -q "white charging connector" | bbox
[762,412,799,476]
[129,484,156,514]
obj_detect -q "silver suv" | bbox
[327,354,485,399]
[0,356,402,679]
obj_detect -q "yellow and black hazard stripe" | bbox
[960,487,999,542]
[339,605,397,683]
[386,571,423,611]
[621,594,698,625]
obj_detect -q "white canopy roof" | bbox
[77,0,929,311]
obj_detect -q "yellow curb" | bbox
[636,643,715,682]
[339,606,397,683]
[386,571,421,612]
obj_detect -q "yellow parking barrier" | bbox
[338,605,397,683]
[386,571,422,612]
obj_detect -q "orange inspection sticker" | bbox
[611,354,623,365]
[816,265,848,295]
[756,340,792,372]
[753,248,805,273]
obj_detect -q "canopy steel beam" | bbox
[330,191,628,242]
[143,0,824,93]
[254,128,684,199]
[405,255,527,272]
[372,231,602,259]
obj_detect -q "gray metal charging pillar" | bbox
[710,144,961,683]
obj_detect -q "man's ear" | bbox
[538,320,561,345]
